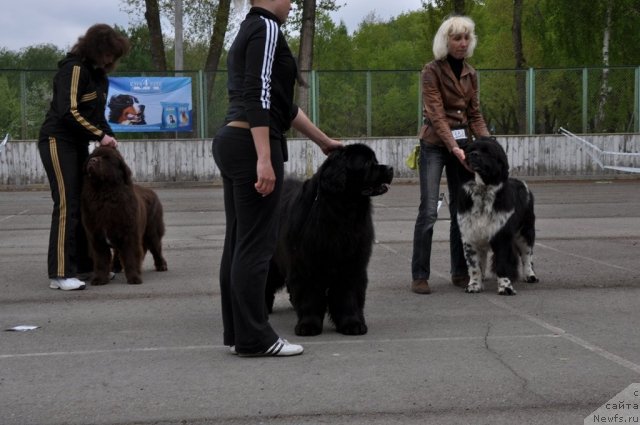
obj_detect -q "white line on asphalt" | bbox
[0,345,215,360]
[376,242,398,254]
[0,209,30,223]
[536,242,638,273]
[0,334,559,360]
[488,297,640,375]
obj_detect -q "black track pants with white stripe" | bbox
[38,136,93,278]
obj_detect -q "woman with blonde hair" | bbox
[410,15,491,295]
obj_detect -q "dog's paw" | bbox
[498,286,517,295]
[127,275,143,285]
[337,321,368,335]
[465,281,483,293]
[497,278,517,295]
[155,260,168,272]
[90,277,110,286]
[524,275,539,283]
[295,319,323,336]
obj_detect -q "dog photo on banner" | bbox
[106,77,193,133]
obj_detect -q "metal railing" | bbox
[0,66,638,140]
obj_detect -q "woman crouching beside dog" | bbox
[38,24,129,291]
[411,15,491,295]
[212,0,342,357]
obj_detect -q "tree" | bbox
[203,0,231,103]
[291,0,339,120]
[0,49,20,68]
[0,76,20,138]
[144,0,168,72]
[453,0,465,14]
[17,44,64,69]
[512,0,526,133]
[296,0,316,113]
[594,0,613,131]
[118,24,156,71]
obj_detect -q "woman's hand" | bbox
[452,146,465,162]
[453,146,474,173]
[249,126,276,197]
[292,109,343,155]
[255,157,276,197]
[319,138,343,155]
[100,134,118,148]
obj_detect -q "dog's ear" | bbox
[318,149,347,193]
[499,154,509,180]
[492,139,510,180]
[114,149,133,185]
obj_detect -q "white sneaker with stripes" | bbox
[49,277,86,291]
[237,338,304,357]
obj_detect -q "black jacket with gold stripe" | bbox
[40,54,114,144]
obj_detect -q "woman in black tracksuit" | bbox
[39,24,129,291]
[212,0,342,357]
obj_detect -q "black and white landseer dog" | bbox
[457,138,539,295]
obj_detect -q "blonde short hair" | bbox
[432,16,478,60]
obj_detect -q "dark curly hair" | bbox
[70,24,130,69]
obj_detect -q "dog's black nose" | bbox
[88,157,100,166]
[385,166,394,183]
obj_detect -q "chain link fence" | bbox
[1,66,638,140]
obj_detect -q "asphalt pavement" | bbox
[1,179,639,425]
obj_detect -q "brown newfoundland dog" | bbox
[265,144,394,336]
[81,146,167,285]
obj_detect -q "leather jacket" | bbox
[418,58,490,152]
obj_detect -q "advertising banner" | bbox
[106,77,193,133]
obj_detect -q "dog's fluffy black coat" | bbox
[266,144,394,336]
[81,147,167,285]
[457,138,539,295]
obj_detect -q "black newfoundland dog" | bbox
[457,138,539,295]
[81,147,167,285]
[266,143,394,336]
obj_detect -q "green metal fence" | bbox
[1,66,638,140]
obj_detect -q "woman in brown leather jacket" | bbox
[411,15,491,295]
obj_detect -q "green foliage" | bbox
[120,0,218,44]
[118,24,155,71]
[16,45,64,70]
[23,77,53,139]
[0,49,20,69]
[371,72,421,136]
[312,13,353,70]
[287,0,341,32]
[3,0,640,137]
[0,45,64,138]
[316,72,367,136]
[0,76,20,137]
[351,11,431,70]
